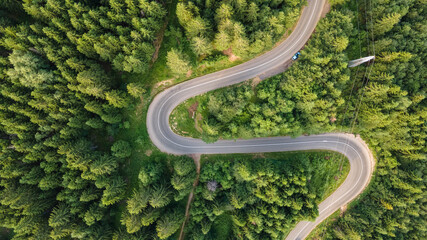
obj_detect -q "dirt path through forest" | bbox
[178,154,201,240]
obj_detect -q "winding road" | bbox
[147,0,375,239]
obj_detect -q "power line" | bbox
[348,0,377,135]
[334,9,361,174]
[337,0,376,173]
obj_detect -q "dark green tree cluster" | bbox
[2,0,165,74]
[184,153,343,239]
[121,156,195,238]
[200,10,353,141]
[176,0,303,58]
[322,0,426,238]
[0,47,128,240]
[0,0,166,239]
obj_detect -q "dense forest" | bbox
[0,0,166,239]
[164,0,304,76]
[178,0,426,239]
[182,152,348,239]
[0,0,425,239]
[176,0,302,57]
[120,156,195,238]
[323,0,426,238]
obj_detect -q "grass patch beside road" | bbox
[169,97,202,138]
[306,209,341,240]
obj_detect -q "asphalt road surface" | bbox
[147,0,375,239]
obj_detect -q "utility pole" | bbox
[348,56,375,67]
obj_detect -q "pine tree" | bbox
[90,155,119,176]
[122,212,143,233]
[127,188,150,214]
[85,117,104,129]
[83,204,104,226]
[149,184,171,208]
[126,82,146,98]
[101,176,126,206]
[213,31,230,51]
[216,3,233,22]
[105,90,130,108]
[48,204,72,228]
[374,13,401,37]
[156,210,183,239]
[141,207,161,226]
[166,48,191,75]
[333,36,349,52]
[191,37,213,56]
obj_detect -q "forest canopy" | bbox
[0,0,167,239]
[0,0,425,239]
[183,152,349,239]
[175,0,303,58]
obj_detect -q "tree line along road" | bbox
[146,0,375,239]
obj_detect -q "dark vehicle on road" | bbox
[292,51,301,60]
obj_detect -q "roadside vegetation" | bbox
[148,0,306,91]
[173,0,303,64]
[171,8,354,142]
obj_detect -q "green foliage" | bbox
[101,176,126,206]
[126,83,146,98]
[0,1,167,239]
[176,0,303,58]
[121,156,195,236]
[185,152,348,239]
[166,48,191,75]
[138,160,165,186]
[7,50,56,88]
[48,204,71,228]
[156,210,184,239]
[111,140,131,158]
[322,0,426,239]
[374,13,402,37]
[127,188,150,215]
[329,0,349,6]
[191,37,213,56]
[105,90,131,108]
[173,156,195,176]
[90,155,119,176]
[83,204,104,226]
[121,211,143,234]
[149,184,172,208]
[195,10,353,140]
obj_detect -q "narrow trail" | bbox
[178,154,200,240]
